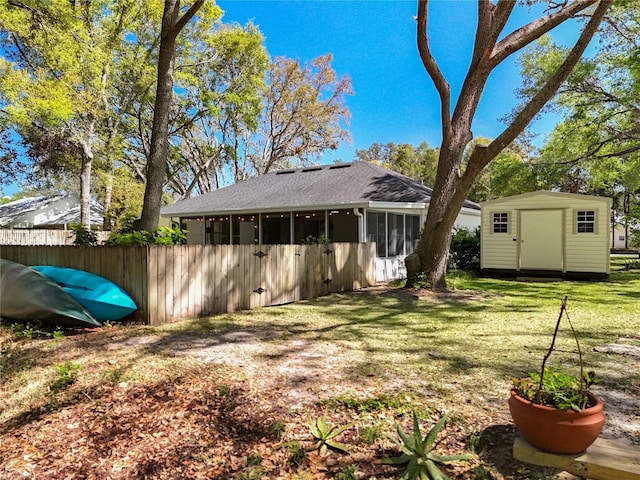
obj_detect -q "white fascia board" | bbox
[366,201,428,210]
[460,207,481,217]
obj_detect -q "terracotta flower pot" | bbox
[508,389,605,454]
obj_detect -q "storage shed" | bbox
[480,191,612,278]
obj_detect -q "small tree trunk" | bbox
[102,168,114,230]
[79,154,92,227]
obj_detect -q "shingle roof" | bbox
[161,161,479,216]
[0,194,104,227]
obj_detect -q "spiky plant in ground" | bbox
[381,412,471,480]
[308,414,353,455]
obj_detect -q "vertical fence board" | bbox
[163,246,174,324]
[213,245,223,314]
[148,248,159,324]
[202,245,213,314]
[170,246,181,322]
[262,245,273,307]
[157,247,168,324]
[227,246,239,313]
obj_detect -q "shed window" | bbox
[577,210,595,233]
[492,212,509,233]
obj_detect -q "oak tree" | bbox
[138,0,206,231]
[247,54,352,175]
[410,0,612,290]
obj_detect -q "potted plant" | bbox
[509,296,605,454]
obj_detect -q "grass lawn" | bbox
[1,256,639,479]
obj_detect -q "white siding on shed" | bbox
[480,191,611,276]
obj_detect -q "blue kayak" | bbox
[0,259,100,328]
[31,266,137,323]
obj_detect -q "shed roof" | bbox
[480,190,613,207]
[161,161,480,217]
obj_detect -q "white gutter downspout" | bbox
[353,208,364,242]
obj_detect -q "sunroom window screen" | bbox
[387,214,405,256]
[366,211,386,257]
[405,215,420,254]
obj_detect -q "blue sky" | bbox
[220,0,589,164]
[3,1,593,196]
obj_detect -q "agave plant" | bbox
[381,412,471,480]
[308,414,353,455]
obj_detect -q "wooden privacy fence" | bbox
[1,243,376,325]
[0,229,110,246]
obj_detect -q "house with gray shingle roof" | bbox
[0,194,104,229]
[160,161,480,281]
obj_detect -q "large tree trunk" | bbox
[410,0,611,290]
[138,0,203,232]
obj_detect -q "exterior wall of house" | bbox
[370,206,480,283]
[454,208,482,232]
[480,192,612,276]
[612,223,634,250]
[170,206,481,283]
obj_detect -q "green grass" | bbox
[134,261,640,430]
[1,259,638,479]
[147,261,639,397]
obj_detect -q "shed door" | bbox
[519,210,563,271]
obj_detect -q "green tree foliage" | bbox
[166,22,268,194]
[1,2,350,230]
[0,0,163,226]
[355,139,538,203]
[468,139,539,202]
[95,167,146,232]
[0,1,271,228]
[448,227,480,272]
[356,142,439,186]
[247,54,352,175]
[519,4,640,246]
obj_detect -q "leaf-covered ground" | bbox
[1,280,638,479]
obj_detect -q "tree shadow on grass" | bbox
[468,424,563,479]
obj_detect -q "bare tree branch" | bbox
[490,0,599,68]
[171,0,204,40]
[477,0,612,168]
[417,0,451,143]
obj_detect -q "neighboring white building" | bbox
[161,161,481,282]
[480,191,612,278]
[0,194,104,229]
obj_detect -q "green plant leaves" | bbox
[308,414,353,455]
[512,367,596,411]
[382,412,471,480]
